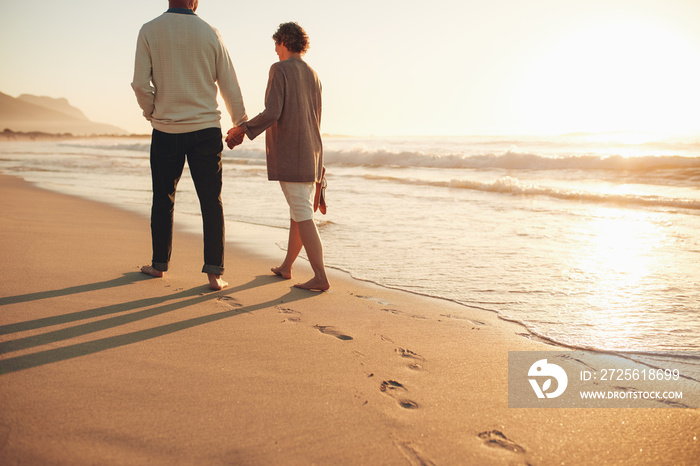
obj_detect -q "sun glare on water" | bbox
[572,208,668,348]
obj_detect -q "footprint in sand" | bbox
[394,440,436,466]
[658,399,690,408]
[380,380,419,409]
[314,325,353,341]
[439,314,486,330]
[380,308,427,320]
[477,430,526,454]
[217,296,242,309]
[351,293,390,306]
[396,347,426,371]
[278,307,301,323]
[380,380,406,392]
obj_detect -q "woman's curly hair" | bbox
[272,22,310,54]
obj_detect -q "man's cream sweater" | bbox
[132,11,247,134]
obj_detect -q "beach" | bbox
[1,174,698,464]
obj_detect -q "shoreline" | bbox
[0,129,150,141]
[0,174,698,464]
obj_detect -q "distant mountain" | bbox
[0,92,128,136]
[17,94,90,121]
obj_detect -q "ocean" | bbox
[1,134,699,379]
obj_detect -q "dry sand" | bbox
[0,174,698,465]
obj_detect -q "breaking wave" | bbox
[325,148,700,173]
[364,174,700,211]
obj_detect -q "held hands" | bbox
[226,126,245,149]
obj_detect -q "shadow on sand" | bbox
[0,272,149,307]
[0,273,320,375]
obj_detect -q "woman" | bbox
[227,22,329,291]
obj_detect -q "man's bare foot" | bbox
[271,266,292,280]
[294,277,330,292]
[141,265,164,278]
[208,273,228,291]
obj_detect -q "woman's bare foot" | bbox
[294,277,330,292]
[271,266,292,280]
[208,273,228,291]
[141,265,164,278]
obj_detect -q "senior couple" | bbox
[131,0,329,292]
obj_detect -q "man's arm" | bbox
[130,28,155,120]
[216,33,247,127]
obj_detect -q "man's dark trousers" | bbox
[149,127,225,275]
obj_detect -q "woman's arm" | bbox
[241,64,286,140]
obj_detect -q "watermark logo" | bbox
[509,351,696,408]
[527,359,568,399]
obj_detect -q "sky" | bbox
[2,0,700,138]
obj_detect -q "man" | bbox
[132,0,247,290]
